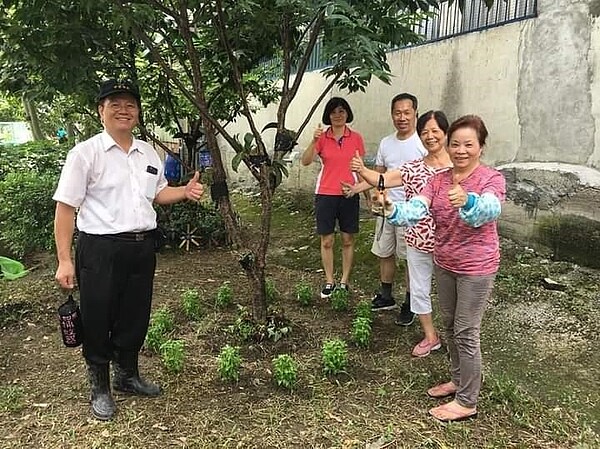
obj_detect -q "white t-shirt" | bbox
[375,132,427,202]
[53,131,168,234]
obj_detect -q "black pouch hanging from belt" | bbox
[153,227,167,252]
[58,294,84,347]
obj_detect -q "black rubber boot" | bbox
[86,362,116,421]
[112,351,161,397]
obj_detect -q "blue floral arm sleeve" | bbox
[386,197,429,227]
[459,192,502,227]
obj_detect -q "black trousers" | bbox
[76,232,156,365]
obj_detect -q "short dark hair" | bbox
[448,115,489,146]
[391,93,418,112]
[322,97,354,125]
[416,110,450,135]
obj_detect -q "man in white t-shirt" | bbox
[344,93,426,322]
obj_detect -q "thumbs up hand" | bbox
[184,170,204,201]
[448,173,467,208]
[313,123,324,142]
[350,150,364,173]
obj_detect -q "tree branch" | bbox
[295,71,342,138]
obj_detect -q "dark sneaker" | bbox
[371,293,397,311]
[395,299,415,326]
[320,283,336,299]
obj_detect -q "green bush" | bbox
[145,307,175,353]
[355,300,373,322]
[181,288,202,320]
[330,287,349,312]
[265,278,279,303]
[155,200,227,248]
[160,339,185,373]
[272,354,298,390]
[322,338,348,375]
[0,141,68,181]
[351,317,372,348]
[0,171,59,256]
[217,345,242,382]
[216,281,233,308]
[295,281,313,306]
[0,141,67,256]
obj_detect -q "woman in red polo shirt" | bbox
[301,97,366,299]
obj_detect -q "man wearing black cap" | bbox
[53,79,204,421]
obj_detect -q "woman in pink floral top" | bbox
[375,115,506,423]
[351,110,452,358]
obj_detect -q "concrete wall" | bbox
[220,0,600,265]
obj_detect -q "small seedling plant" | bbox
[160,339,185,373]
[322,338,348,375]
[229,305,256,341]
[355,300,373,322]
[330,287,349,312]
[295,281,313,306]
[351,317,372,348]
[272,354,298,390]
[216,281,233,308]
[145,307,175,353]
[265,278,279,303]
[217,345,242,382]
[181,288,202,320]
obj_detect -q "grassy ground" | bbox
[0,190,598,448]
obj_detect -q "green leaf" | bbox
[231,151,246,173]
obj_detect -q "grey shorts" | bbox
[370,217,407,259]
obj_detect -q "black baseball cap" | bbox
[96,79,141,103]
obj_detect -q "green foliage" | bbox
[354,300,373,322]
[0,385,25,413]
[0,141,69,256]
[351,317,372,348]
[217,345,242,382]
[295,281,313,306]
[228,305,256,341]
[0,95,24,121]
[272,354,298,390]
[321,338,348,375]
[155,200,227,249]
[159,339,185,373]
[181,288,202,320]
[216,281,233,308]
[0,141,66,179]
[145,307,175,353]
[265,278,279,303]
[0,171,58,256]
[330,287,349,312]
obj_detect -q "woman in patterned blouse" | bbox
[349,111,452,358]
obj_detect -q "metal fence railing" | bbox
[415,0,538,43]
[263,0,537,74]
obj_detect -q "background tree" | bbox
[0,0,497,323]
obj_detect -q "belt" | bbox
[81,230,155,242]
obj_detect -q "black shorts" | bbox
[315,194,360,235]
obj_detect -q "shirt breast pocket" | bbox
[144,172,158,199]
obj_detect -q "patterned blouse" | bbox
[397,159,450,253]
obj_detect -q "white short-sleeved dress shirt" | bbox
[53,131,168,234]
[375,132,427,203]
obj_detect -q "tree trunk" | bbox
[22,96,44,141]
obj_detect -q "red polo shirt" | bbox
[314,126,365,195]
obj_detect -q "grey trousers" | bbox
[435,266,496,408]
